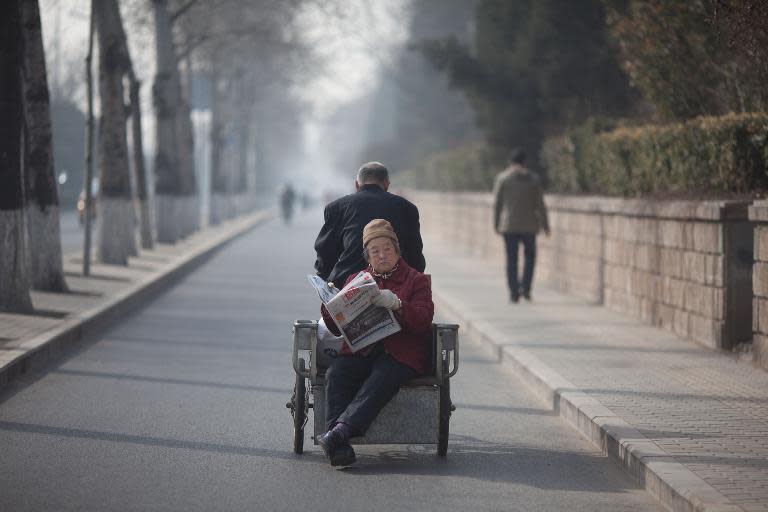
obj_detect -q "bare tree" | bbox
[209,62,238,223]
[208,53,228,224]
[153,0,185,243]
[94,0,137,264]
[128,74,153,250]
[21,0,68,292]
[150,0,201,242]
[83,0,96,276]
[177,53,198,236]
[0,0,34,313]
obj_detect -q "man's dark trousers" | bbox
[325,347,416,434]
[503,232,536,299]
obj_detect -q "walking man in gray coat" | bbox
[493,149,550,302]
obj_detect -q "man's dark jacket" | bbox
[314,184,426,288]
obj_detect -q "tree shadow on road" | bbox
[0,419,323,464]
[338,433,646,494]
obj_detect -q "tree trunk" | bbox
[0,0,34,313]
[129,76,153,250]
[153,0,185,243]
[176,54,197,237]
[177,92,197,237]
[83,0,96,276]
[182,53,201,233]
[236,97,255,215]
[252,114,265,207]
[95,0,137,265]
[21,0,68,292]
[236,99,251,194]
[245,114,260,211]
[209,66,227,225]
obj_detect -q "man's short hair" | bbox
[357,162,389,184]
[508,148,526,165]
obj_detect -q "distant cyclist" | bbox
[279,183,296,224]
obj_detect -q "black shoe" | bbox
[317,431,356,467]
[521,290,531,301]
[317,430,341,458]
[510,294,519,303]
[330,444,356,467]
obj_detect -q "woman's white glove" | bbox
[372,289,400,310]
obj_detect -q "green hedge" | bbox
[541,113,768,196]
[397,142,497,191]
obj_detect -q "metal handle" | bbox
[434,323,459,382]
[293,320,316,377]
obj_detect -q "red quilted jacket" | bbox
[321,258,434,375]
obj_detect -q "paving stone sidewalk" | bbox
[0,211,270,391]
[425,239,768,512]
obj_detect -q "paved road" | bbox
[0,211,660,511]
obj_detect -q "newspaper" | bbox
[307,272,401,353]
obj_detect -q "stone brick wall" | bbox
[750,201,768,369]
[596,200,752,350]
[409,191,503,264]
[536,199,604,303]
[405,190,754,351]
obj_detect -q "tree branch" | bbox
[170,0,198,24]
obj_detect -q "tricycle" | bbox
[288,320,459,456]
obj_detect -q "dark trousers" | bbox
[503,232,537,298]
[325,348,417,434]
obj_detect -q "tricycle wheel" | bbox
[438,361,451,456]
[292,359,307,454]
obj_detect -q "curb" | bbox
[0,211,272,393]
[432,286,742,512]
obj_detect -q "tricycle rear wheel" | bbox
[437,361,451,456]
[292,359,307,454]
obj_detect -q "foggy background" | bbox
[41,0,479,221]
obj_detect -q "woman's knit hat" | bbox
[362,219,398,248]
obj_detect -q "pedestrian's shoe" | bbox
[510,293,519,303]
[521,289,532,301]
[317,430,356,467]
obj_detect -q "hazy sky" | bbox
[294,1,410,117]
[40,0,91,104]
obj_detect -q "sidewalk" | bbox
[0,211,271,392]
[426,238,768,512]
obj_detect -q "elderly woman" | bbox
[318,218,434,466]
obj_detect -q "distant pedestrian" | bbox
[314,162,426,289]
[492,149,549,302]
